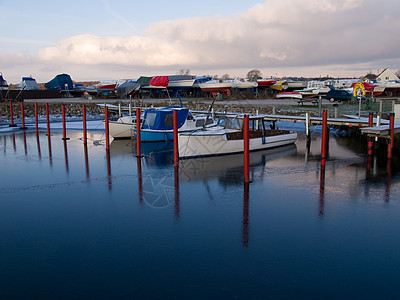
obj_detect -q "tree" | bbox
[177,68,190,75]
[221,74,230,80]
[246,69,262,81]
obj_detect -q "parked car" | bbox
[325,88,353,102]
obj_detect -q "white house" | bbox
[376,68,399,82]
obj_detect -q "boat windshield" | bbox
[225,118,243,130]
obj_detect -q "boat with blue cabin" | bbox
[134,106,215,142]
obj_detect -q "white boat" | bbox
[167,75,196,89]
[178,114,297,158]
[109,115,139,139]
[276,92,302,99]
[198,79,232,92]
[230,78,258,89]
[108,106,216,140]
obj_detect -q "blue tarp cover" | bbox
[141,108,189,130]
[45,73,73,91]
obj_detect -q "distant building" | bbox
[376,68,399,82]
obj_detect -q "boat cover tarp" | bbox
[19,77,40,90]
[149,76,168,87]
[142,108,188,130]
[194,76,212,84]
[136,76,152,86]
[45,73,73,91]
[116,81,140,97]
[168,75,196,81]
[0,73,8,88]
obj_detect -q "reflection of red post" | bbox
[82,105,87,144]
[20,101,27,129]
[385,156,392,201]
[46,103,50,137]
[367,112,373,155]
[63,140,69,173]
[105,106,110,150]
[387,113,395,159]
[174,165,180,219]
[36,132,41,158]
[173,110,179,166]
[23,131,27,155]
[319,160,326,216]
[9,101,17,127]
[137,157,143,204]
[84,143,90,180]
[47,134,53,167]
[242,182,250,247]
[321,110,328,160]
[35,102,39,133]
[136,108,141,156]
[244,115,250,183]
[106,149,112,191]
[62,104,70,140]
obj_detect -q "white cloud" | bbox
[4,0,400,80]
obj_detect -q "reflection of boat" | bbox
[109,139,173,157]
[179,114,297,158]
[134,107,216,142]
[179,144,297,182]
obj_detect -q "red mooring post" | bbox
[20,101,27,130]
[244,115,250,183]
[61,104,70,140]
[367,112,374,156]
[388,113,395,159]
[35,102,39,133]
[46,103,50,136]
[173,110,179,166]
[136,108,141,157]
[321,110,328,162]
[105,106,110,150]
[9,101,16,127]
[82,105,87,144]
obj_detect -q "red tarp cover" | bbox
[149,76,169,87]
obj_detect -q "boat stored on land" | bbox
[178,114,297,158]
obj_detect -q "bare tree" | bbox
[246,69,262,81]
[177,68,190,75]
[221,74,230,80]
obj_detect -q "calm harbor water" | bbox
[1,123,400,299]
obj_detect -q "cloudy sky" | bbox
[1,0,399,83]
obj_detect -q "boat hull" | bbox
[179,132,297,158]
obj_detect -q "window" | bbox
[144,112,157,127]
[165,114,173,127]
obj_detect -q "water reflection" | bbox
[174,165,180,220]
[137,157,143,203]
[36,132,41,159]
[242,182,250,247]
[63,140,69,174]
[47,134,53,167]
[106,149,112,191]
[319,160,326,216]
[83,143,90,180]
[22,131,27,155]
